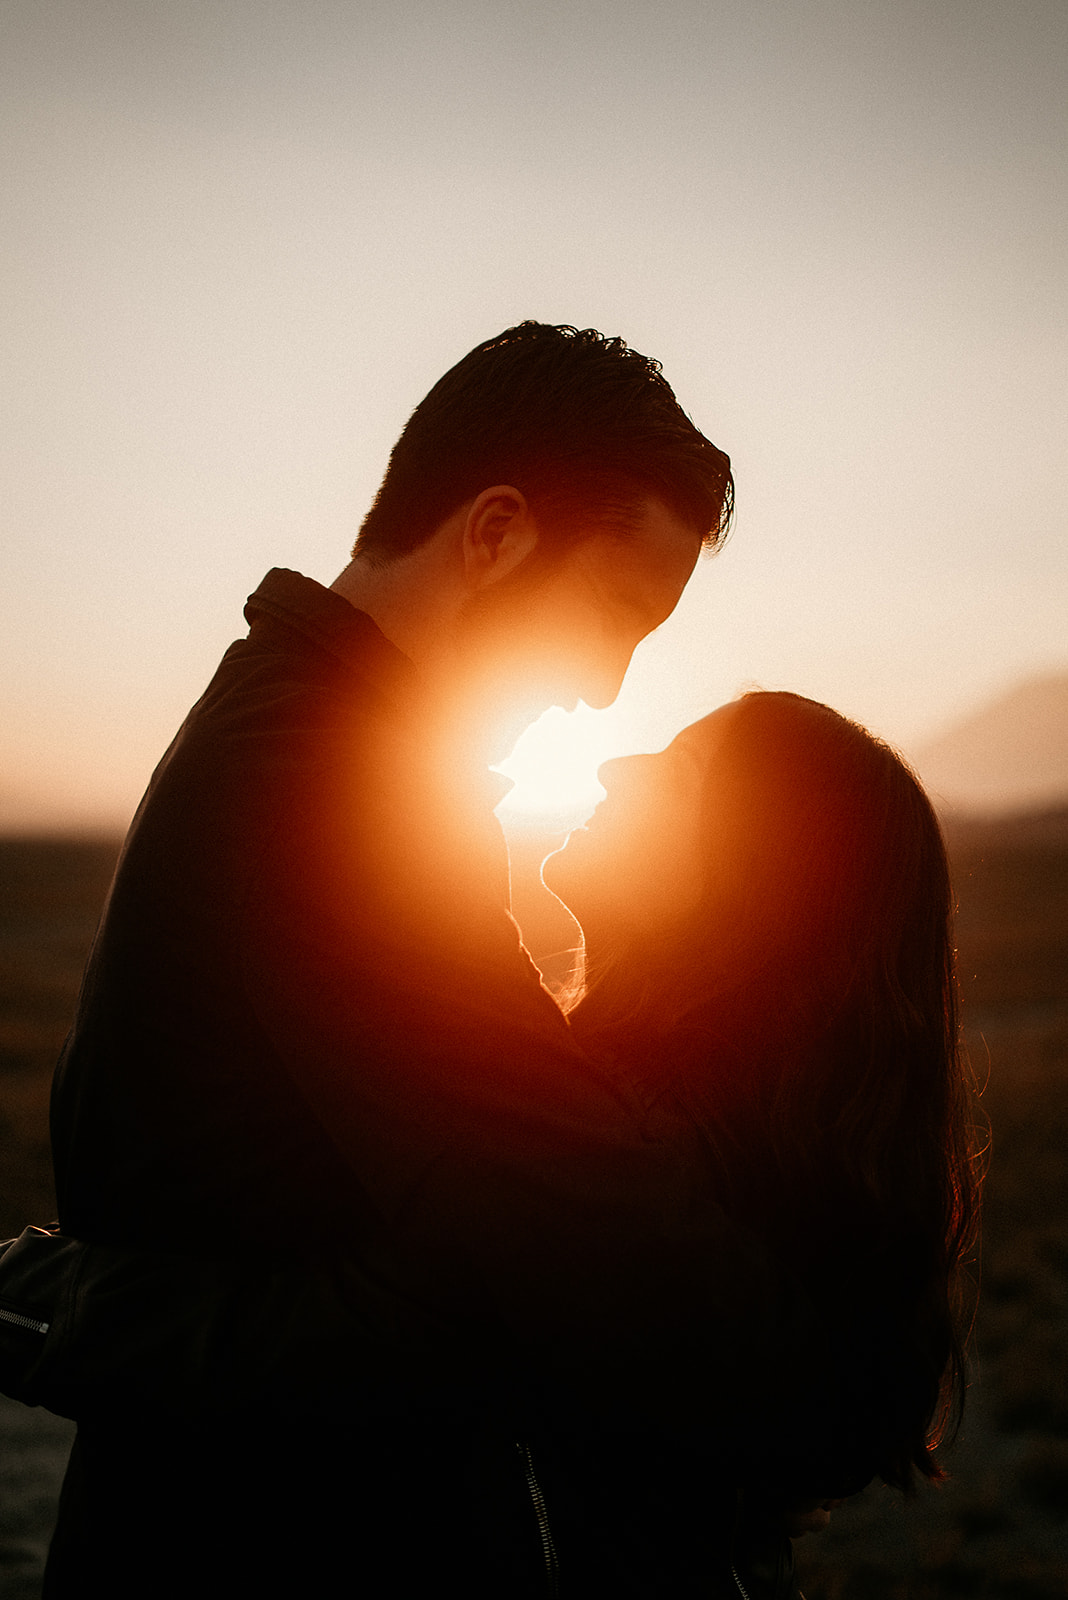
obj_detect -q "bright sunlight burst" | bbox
[494,703,630,830]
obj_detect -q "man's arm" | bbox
[0,1223,482,1423]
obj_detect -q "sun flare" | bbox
[494,704,627,830]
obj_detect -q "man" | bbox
[39,324,812,1593]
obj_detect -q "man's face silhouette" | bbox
[456,497,703,755]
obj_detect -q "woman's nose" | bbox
[596,753,650,791]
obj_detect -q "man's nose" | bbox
[579,659,629,712]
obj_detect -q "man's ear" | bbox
[460,487,540,590]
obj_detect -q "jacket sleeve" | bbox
[1,1214,879,1497]
[0,1223,490,1424]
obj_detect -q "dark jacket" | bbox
[42,571,827,1595]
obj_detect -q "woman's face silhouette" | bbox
[545,704,737,945]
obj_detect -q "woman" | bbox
[535,690,981,1583]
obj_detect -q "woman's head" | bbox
[548,692,953,1043]
[547,692,980,1486]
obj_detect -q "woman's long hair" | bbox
[569,692,982,1489]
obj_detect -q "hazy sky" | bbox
[3,0,1066,828]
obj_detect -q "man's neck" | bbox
[331,546,507,768]
[330,544,464,675]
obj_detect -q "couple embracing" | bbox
[3,322,978,1596]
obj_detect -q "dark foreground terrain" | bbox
[2,812,1067,1596]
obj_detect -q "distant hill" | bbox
[912,671,1068,816]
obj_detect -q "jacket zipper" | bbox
[517,1441,560,1597]
[0,1305,50,1334]
[732,1551,806,1599]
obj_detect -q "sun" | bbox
[493,704,624,831]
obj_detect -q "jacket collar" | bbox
[245,567,511,813]
[244,567,419,709]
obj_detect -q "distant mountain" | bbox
[912,671,1068,816]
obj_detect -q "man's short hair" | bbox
[354,322,733,563]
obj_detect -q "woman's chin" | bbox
[540,842,569,899]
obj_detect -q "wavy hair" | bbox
[570,692,982,1489]
[355,322,733,563]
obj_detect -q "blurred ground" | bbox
[1,812,1067,1596]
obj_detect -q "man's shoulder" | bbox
[243,569,396,670]
[99,573,424,924]
[161,570,421,779]
[234,567,418,710]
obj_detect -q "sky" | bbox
[2,0,1066,830]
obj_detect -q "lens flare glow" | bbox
[494,704,628,829]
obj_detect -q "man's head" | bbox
[340,323,733,755]
[354,321,733,566]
